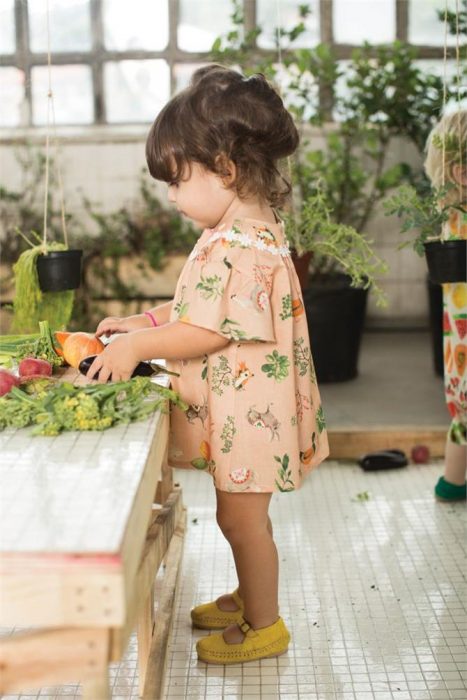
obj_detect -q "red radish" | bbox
[0,370,20,396]
[411,445,430,464]
[18,357,53,378]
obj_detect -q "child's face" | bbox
[167,162,236,229]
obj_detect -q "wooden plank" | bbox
[0,627,109,695]
[0,570,124,627]
[328,426,446,460]
[137,583,155,696]
[110,488,183,659]
[155,444,173,505]
[119,411,169,608]
[142,509,186,700]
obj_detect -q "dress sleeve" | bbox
[173,246,276,343]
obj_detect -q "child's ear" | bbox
[215,154,236,187]
[451,163,467,187]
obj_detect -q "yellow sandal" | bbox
[196,616,291,664]
[191,588,244,629]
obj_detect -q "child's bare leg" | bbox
[444,436,467,485]
[216,515,273,611]
[216,489,278,643]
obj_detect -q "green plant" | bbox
[383,183,466,255]
[210,2,460,284]
[286,186,388,306]
[1,148,198,331]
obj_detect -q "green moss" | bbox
[12,241,74,333]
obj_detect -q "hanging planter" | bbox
[424,239,467,284]
[36,248,83,292]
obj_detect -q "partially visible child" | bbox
[425,110,467,501]
[90,65,329,663]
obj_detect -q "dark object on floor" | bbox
[434,476,467,502]
[78,355,179,379]
[358,449,408,471]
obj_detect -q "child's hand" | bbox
[95,314,149,338]
[86,335,139,383]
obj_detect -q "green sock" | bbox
[435,476,467,501]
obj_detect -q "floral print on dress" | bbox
[167,217,329,492]
[442,209,467,445]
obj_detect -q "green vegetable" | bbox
[0,320,63,366]
[0,377,188,436]
[11,236,74,333]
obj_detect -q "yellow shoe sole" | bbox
[196,616,291,664]
[191,589,244,630]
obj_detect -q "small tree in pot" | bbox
[210,2,453,380]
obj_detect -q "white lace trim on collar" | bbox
[189,228,291,260]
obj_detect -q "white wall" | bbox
[0,126,430,329]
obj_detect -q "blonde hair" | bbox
[424,110,467,200]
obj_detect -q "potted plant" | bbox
[286,186,388,381]
[210,3,452,380]
[383,182,466,284]
[11,229,78,333]
[384,182,466,375]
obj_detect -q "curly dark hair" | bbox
[146,64,299,208]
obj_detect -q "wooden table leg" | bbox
[155,445,173,505]
[82,673,111,700]
[137,582,155,695]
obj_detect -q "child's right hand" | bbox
[95,314,150,338]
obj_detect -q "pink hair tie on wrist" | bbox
[144,311,158,327]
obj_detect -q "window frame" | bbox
[0,0,454,128]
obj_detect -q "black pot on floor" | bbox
[303,273,369,383]
[427,277,444,377]
[424,239,467,284]
[37,249,83,292]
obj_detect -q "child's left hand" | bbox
[86,334,140,383]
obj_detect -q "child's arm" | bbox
[87,320,229,383]
[95,301,173,337]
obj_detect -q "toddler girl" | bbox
[89,65,329,663]
[425,110,467,501]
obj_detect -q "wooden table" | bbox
[0,369,185,699]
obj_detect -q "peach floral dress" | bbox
[166,217,329,492]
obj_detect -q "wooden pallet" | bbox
[0,373,185,699]
[328,426,446,460]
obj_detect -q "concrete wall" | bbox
[0,125,430,329]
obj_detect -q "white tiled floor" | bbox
[2,461,466,700]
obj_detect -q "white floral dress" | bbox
[166,217,329,492]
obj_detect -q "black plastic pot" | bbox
[427,277,444,377]
[424,239,467,284]
[303,274,369,383]
[37,249,83,292]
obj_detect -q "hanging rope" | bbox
[441,0,449,188]
[42,0,68,252]
[274,0,295,217]
[454,0,463,202]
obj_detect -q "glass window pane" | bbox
[257,0,320,49]
[415,59,464,113]
[104,60,169,123]
[32,65,93,125]
[103,0,168,51]
[333,0,395,44]
[174,62,207,93]
[178,0,232,52]
[28,0,91,53]
[409,0,457,46]
[0,0,15,54]
[0,68,24,126]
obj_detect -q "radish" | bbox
[0,370,20,396]
[18,357,53,378]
